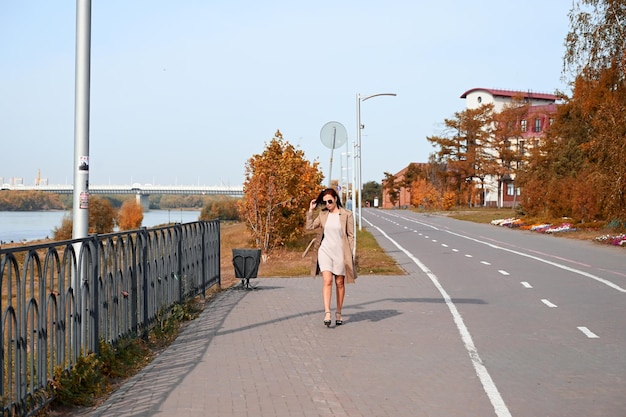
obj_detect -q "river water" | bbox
[0,210,202,243]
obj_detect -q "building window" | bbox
[519,140,525,154]
[521,119,527,132]
[507,184,521,196]
[507,183,515,196]
[534,118,541,132]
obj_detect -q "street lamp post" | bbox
[355,92,396,232]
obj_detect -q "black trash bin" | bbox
[232,248,261,289]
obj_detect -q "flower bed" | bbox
[492,217,624,247]
[594,234,626,246]
[490,218,525,228]
[544,223,576,234]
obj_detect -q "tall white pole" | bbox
[72,0,92,351]
[72,0,91,244]
[352,135,357,257]
[355,92,396,231]
[356,94,362,230]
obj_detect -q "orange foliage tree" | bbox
[427,104,495,207]
[518,0,626,223]
[52,196,118,239]
[89,196,117,234]
[117,199,144,230]
[410,178,441,210]
[238,130,324,252]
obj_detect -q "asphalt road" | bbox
[362,208,626,417]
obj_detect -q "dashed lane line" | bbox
[541,299,558,308]
[577,327,599,338]
[388,214,626,294]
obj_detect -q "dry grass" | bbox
[219,222,405,289]
[439,207,518,223]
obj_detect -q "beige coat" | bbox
[305,207,356,283]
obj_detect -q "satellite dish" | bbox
[320,122,348,149]
[320,122,348,187]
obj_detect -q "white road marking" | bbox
[521,282,533,288]
[452,248,459,252]
[541,299,558,308]
[577,327,599,338]
[465,254,473,258]
[481,261,491,265]
[438,224,626,293]
[498,270,510,276]
[395,214,626,294]
[442,243,449,248]
[364,218,513,417]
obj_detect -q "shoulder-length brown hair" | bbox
[314,188,343,210]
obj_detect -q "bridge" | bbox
[1,183,244,210]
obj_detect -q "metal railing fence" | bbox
[0,220,220,416]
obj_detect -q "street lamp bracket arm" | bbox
[360,93,397,102]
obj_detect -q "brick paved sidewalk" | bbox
[75,275,496,417]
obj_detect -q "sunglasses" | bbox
[323,199,334,205]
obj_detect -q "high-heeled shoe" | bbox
[323,311,331,327]
[335,312,343,326]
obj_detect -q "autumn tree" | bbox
[52,216,73,240]
[518,0,626,223]
[238,130,324,253]
[382,172,400,207]
[410,178,440,210]
[517,92,593,219]
[427,104,495,206]
[117,199,144,230]
[399,163,425,205]
[52,196,117,239]
[199,196,241,221]
[564,0,626,80]
[565,0,626,222]
[88,196,117,234]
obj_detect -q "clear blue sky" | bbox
[1,1,572,187]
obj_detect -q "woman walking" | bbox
[306,188,356,327]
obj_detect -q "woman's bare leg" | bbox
[322,271,333,316]
[335,275,345,318]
